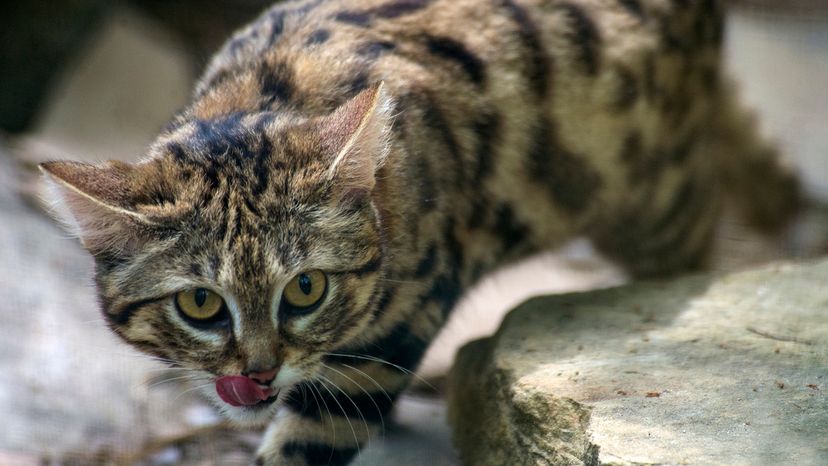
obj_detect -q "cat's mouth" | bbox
[215,375,280,408]
[248,392,280,409]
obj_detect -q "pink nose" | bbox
[247,367,279,385]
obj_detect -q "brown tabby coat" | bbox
[41,0,798,464]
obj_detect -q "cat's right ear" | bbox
[39,160,155,256]
[318,82,393,202]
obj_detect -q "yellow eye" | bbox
[175,288,224,320]
[282,270,327,311]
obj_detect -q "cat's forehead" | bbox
[150,120,355,255]
[160,112,291,162]
[149,112,331,205]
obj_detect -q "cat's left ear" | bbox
[39,160,161,256]
[318,82,393,199]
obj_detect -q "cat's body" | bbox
[41,0,798,464]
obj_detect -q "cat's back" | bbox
[185,0,765,278]
[192,0,717,117]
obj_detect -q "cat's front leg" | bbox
[254,406,372,466]
[256,360,412,466]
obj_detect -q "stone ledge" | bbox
[448,260,827,465]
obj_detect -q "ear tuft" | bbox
[40,160,155,255]
[320,82,393,197]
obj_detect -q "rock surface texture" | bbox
[448,260,828,466]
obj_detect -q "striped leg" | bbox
[593,173,722,278]
[255,324,427,466]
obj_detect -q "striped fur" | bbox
[41,0,799,464]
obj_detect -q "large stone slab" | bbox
[448,261,828,465]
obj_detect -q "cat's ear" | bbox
[39,160,156,255]
[319,82,393,199]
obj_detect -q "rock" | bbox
[448,260,828,465]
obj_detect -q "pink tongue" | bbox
[215,376,272,407]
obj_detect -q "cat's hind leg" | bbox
[591,171,723,279]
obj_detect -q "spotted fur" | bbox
[41,0,798,464]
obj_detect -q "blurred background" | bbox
[1,0,827,464]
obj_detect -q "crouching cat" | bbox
[41,0,798,464]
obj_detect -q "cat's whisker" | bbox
[139,366,190,376]
[326,352,435,390]
[80,318,109,325]
[308,384,336,461]
[173,381,214,402]
[316,376,363,456]
[329,381,373,450]
[145,373,209,390]
[340,363,393,402]
[307,380,337,463]
[374,278,422,285]
[321,362,385,435]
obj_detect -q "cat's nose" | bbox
[246,366,280,385]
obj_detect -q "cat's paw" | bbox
[255,440,360,466]
[253,454,306,466]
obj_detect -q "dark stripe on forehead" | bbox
[281,441,358,466]
[227,207,242,249]
[501,0,552,98]
[424,35,486,85]
[242,196,262,216]
[559,3,602,75]
[190,114,254,159]
[252,136,274,196]
[216,192,230,242]
[203,164,221,189]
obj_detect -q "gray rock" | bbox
[448,261,828,466]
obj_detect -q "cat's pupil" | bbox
[194,288,208,307]
[298,274,312,295]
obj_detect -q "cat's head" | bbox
[40,84,393,424]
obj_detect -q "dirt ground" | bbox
[1,3,826,465]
